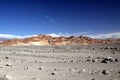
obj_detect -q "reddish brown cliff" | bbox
[0,34,120,46]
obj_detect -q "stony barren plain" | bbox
[0,44,120,80]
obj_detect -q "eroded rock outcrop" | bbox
[0,34,120,46]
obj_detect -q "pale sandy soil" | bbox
[0,44,120,80]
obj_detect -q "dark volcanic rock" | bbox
[115,58,118,62]
[102,69,108,75]
[92,59,95,62]
[101,57,117,63]
[91,78,95,80]
[101,60,108,63]
[51,72,55,75]
[5,57,9,59]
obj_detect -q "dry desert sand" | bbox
[0,44,120,80]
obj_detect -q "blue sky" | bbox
[0,0,120,38]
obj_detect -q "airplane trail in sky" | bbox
[46,16,58,26]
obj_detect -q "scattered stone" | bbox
[118,71,120,73]
[87,56,91,58]
[77,59,81,62]
[0,66,4,68]
[21,61,24,63]
[54,68,57,71]
[86,59,91,62]
[5,57,9,59]
[91,78,95,80]
[100,48,103,49]
[32,78,37,80]
[101,60,107,63]
[51,72,55,75]
[70,60,74,62]
[115,58,118,62]
[105,47,110,49]
[97,57,100,59]
[24,66,30,70]
[77,71,81,73]
[6,64,12,67]
[101,57,116,63]
[104,58,109,61]
[108,57,117,62]
[38,67,44,70]
[108,58,114,62]
[92,59,95,62]
[102,69,109,75]
[112,51,117,54]
[102,69,107,75]
[110,47,118,50]
[35,60,37,63]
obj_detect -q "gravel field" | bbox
[0,44,120,80]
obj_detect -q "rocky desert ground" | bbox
[0,44,120,80]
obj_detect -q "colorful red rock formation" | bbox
[0,34,120,46]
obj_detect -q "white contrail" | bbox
[46,16,58,26]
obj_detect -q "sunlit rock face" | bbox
[0,34,120,46]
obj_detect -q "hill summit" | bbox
[0,34,120,46]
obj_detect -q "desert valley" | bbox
[0,35,120,80]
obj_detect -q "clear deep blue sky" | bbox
[0,0,120,36]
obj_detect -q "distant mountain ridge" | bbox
[0,34,120,46]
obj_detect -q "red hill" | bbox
[0,34,120,46]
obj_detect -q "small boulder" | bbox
[51,72,55,75]
[102,69,109,75]
[24,66,30,70]
[91,78,95,80]
[105,47,110,49]
[112,51,117,54]
[108,58,114,62]
[86,59,91,62]
[87,56,91,58]
[92,59,95,62]
[21,61,24,63]
[38,67,44,70]
[70,60,74,62]
[101,60,107,63]
[35,60,37,63]
[6,64,12,67]
[5,57,9,59]
[118,71,120,73]
[54,68,57,71]
[115,58,118,62]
